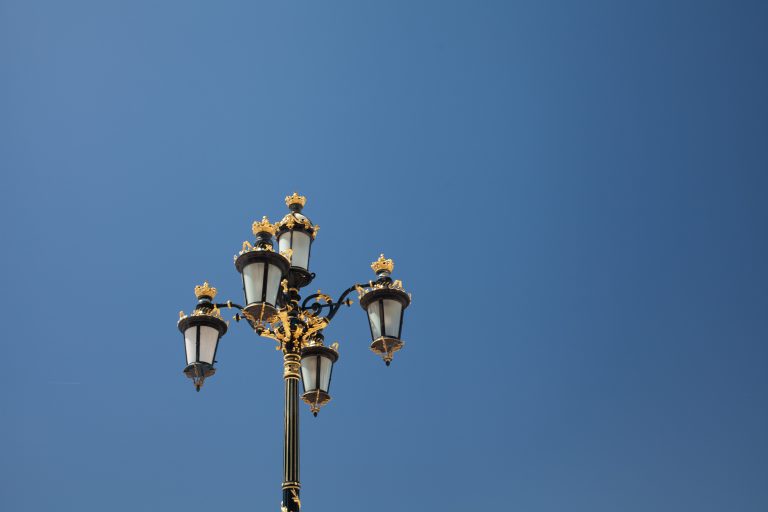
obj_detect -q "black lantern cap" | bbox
[301,344,340,363]
[358,286,411,312]
[177,313,228,338]
[234,247,291,275]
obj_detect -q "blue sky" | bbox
[1,1,767,511]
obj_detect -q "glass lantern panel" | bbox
[277,232,291,255]
[265,262,283,306]
[319,355,333,392]
[184,326,197,365]
[382,299,403,338]
[198,325,219,365]
[291,231,311,270]
[243,262,266,304]
[301,355,319,393]
[367,302,382,340]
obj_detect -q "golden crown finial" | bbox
[194,281,217,299]
[285,192,307,208]
[371,254,394,274]
[252,216,277,236]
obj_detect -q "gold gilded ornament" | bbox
[252,216,277,236]
[291,489,301,509]
[194,281,217,299]
[285,192,307,208]
[371,254,394,273]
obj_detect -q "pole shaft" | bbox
[282,352,301,512]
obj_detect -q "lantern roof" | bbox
[180,282,227,327]
[177,307,228,340]
[276,194,319,238]
[355,255,411,304]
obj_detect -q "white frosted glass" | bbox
[265,263,283,305]
[382,299,403,338]
[291,231,311,270]
[243,262,265,304]
[301,356,319,392]
[184,327,197,365]
[319,356,333,392]
[367,302,382,339]
[198,325,219,364]
[278,233,291,255]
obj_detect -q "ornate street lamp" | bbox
[177,282,228,391]
[175,193,411,512]
[358,255,411,366]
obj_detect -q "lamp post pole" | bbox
[282,347,301,511]
[176,193,411,510]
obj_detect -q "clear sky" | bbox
[1,1,767,511]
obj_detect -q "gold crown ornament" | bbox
[285,192,307,208]
[252,216,277,236]
[194,282,217,299]
[371,254,394,274]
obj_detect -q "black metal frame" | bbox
[300,345,339,395]
[300,283,364,320]
[178,304,229,391]
[178,314,228,365]
[358,286,411,341]
[235,250,290,306]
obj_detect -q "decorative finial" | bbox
[252,216,277,236]
[194,281,217,299]
[285,192,307,208]
[371,254,394,274]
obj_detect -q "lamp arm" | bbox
[212,300,245,310]
[300,282,366,321]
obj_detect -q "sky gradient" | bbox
[1,1,767,511]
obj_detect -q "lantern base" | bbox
[301,389,331,416]
[289,267,314,289]
[370,337,404,366]
[183,363,216,392]
[243,303,278,327]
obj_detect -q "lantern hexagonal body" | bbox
[300,344,339,416]
[359,286,410,365]
[178,313,227,391]
[235,250,290,323]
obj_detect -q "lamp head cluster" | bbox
[177,193,411,414]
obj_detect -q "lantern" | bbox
[300,341,339,416]
[235,217,290,324]
[359,255,411,365]
[276,192,318,288]
[177,282,228,391]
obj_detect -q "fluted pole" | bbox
[282,350,301,512]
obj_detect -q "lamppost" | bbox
[176,192,412,511]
